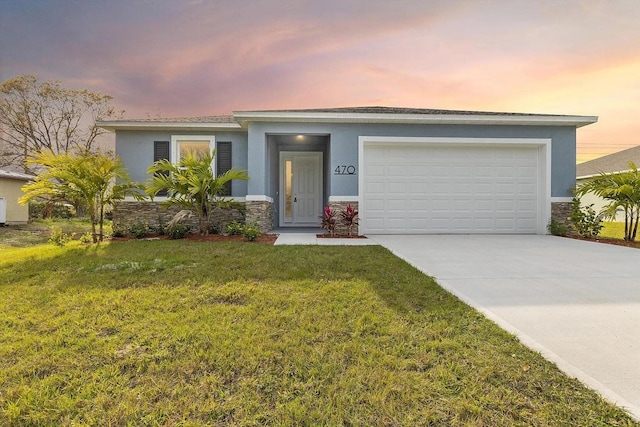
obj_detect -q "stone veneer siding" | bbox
[329,201,359,236]
[551,201,572,231]
[245,200,274,232]
[112,201,245,233]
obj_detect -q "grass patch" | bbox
[0,218,101,249]
[0,241,637,426]
[600,222,626,239]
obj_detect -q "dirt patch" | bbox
[109,233,278,245]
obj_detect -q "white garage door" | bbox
[361,142,541,234]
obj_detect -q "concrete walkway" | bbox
[274,233,377,245]
[370,234,640,420]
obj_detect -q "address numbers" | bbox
[334,165,356,175]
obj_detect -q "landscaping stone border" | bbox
[112,201,245,233]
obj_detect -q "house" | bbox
[0,169,34,225]
[98,106,597,234]
[576,145,640,221]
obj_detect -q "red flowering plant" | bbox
[340,204,359,236]
[321,205,337,236]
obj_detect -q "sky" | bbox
[1,0,639,163]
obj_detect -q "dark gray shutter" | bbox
[153,141,170,196]
[216,141,232,196]
[154,141,170,163]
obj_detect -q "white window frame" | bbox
[171,135,216,170]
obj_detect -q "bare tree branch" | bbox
[0,75,123,173]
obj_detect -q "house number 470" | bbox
[334,165,356,175]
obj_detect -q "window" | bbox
[153,141,170,196]
[171,135,215,165]
[216,141,232,196]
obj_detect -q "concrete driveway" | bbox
[370,234,640,419]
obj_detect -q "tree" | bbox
[0,75,121,173]
[146,150,249,235]
[19,151,144,243]
[575,161,640,242]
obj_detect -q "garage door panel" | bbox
[362,143,540,234]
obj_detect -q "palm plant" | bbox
[146,150,248,235]
[20,150,144,242]
[576,161,640,241]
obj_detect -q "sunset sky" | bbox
[1,0,639,163]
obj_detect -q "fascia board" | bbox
[96,121,244,132]
[232,111,598,128]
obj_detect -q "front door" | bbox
[280,152,323,226]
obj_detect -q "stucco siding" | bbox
[0,178,29,223]
[115,130,249,197]
[246,122,576,198]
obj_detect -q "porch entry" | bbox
[279,151,323,226]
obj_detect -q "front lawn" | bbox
[0,218,99,249]
[0,242,637,426]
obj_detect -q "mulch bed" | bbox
[109,233,279,245]
[316,234,367,239]
[566,234,640,249]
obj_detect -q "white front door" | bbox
[280,152,323,226]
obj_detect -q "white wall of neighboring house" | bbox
[576,178,625,222]
[0,177,30,224]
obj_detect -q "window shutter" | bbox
[216,141,232,196]
[154,141,170,162]
[153,141,170,196]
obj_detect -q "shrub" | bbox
[128,222,149,239]
[29,201,75,220]
[547,219,568,236]
[167,223,191,239]
[49,227,73,246]
[340,204,359,236]
[79,232,94,244]
[111,224,127,238]
[241,222,261,241]
[226,220,244,236]
[321,206,337,236]
[208,223,220,235]
[570,197,603,238]
[152,217,167,236]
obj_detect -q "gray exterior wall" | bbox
[115,122,577,200]
[115,130,249,197]
[246,122,577,198]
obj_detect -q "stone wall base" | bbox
[551,201,572,231]
[328,201,359,236]
[245,200,274,232]
[112,201,245,233]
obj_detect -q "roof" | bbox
[576,145,640,178]
[97,106,598,131]
[0,169,34,181]
[247,106,567,116]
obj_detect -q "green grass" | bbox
[0,218,102,249]
[0,241,637,426]
[600,222,626,239]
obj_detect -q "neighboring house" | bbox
[576,145,640,221]
[98,106,597,234]
[0,169,34,225]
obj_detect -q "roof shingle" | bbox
[0,169,35,181]
[576,145,640,177]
